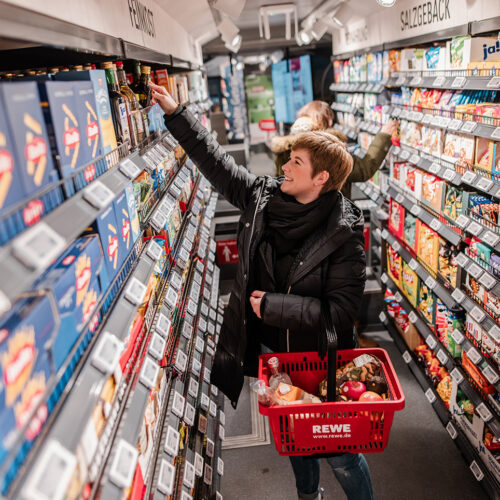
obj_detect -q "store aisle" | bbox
[221,329,486,500]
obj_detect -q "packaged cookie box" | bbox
[443,132,475,164]
[387,244,402,288]
[441,185,470,224]
[416,219,439,276]
[403,212,418,253]
[421,173,444,214]
[389,199,404,239]
[402,260,419,308]
[418,281,436,326]
[437,239,459,288]
[403,166,422,201]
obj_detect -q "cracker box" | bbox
[475,137,494,172]
[0,103,27,214]
[421,173,444,213]
[54,70,117,156]
[35,235,103,369]
[113,190,134,265]
[416,220,439,276]
[389,199,404,239]
[449,36,500,69]
[403,167,422,200]
[0,82,56,198]
[492,141,500,180]
[403,212,418,252]
[402,260,419,308]
[438,239,458,288]
[418,281,436,326]
[387,244,402,288]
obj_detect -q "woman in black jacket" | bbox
[150,83,373,500]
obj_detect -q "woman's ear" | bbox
[314,170,330,187]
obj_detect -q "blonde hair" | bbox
[292,131,353,193]
[297,101,335,130]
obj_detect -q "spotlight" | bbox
[299,30,312,45]
[311,19,329,41]
[376,0,396,6]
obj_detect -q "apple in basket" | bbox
[359,391,383,402]
[340,381,366,401]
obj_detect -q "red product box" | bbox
[389,199,405,239]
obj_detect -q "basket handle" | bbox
[318,300,338,402]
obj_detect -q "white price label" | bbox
[92,331,123,375]
[201,393,210,411]
[422,114,433,124]
[476,177,494,191]
[482,231,500,248]
[209,400,217,417]
[487,76,500,89]
[461,171,477,185]
[451,76,466,88]
[409,311,418,323]
[165,287,179,309]
[182,323,193,340]
[414,112,424,122]
[433,76,446,87]
[148,333,166,360]
[124,277,147,306]
[489,325,500,343]
[476,403,493,422]
[446,421,458,440]
[209,308,217,321]
[192,358,202,376]
[146,240,163,261]
[426,335,437,350]
[441,117,451,129]
[201,303,209,317]
[184,402,196,426]
[430,219,442,232]
[395,76,406,86]
[410,205,421,216]
[172,391,186,418]
[83,181,115,209]
[466,345,482,364]
[219,411,226,427]
[139,357,160,389]
[119,158,141,179]
[24,440,77,500]
[468,263,483,279]
[451,368,464,384]
[378,311,387,323]
[392,240,401,252]
[482,365,500,385]
[469,306,486,324]
[470,461,484,482]
[13,222,67,271]
[157,460,176,495]
[183,461,196,489]
[109,440,138,489]
[195,453,204,477]
[400,150,411,161]
[381,229,389,239]
[402,351,412,364]
[198,317,207,332]
[461,121,477,134]
[150,210,167,232]
[164,426,180,457]
[442,169,455,182]
[392,146,401,155]
[187,299,198,316]
[429,162,441,175]
[425,276,437,289]
[451,329,465,345]
[178,248,190,264]
[170,272,182,291]
[449,119,463,131]
[491,127,500,141]
[212,385,219,397]
[156,313,171,338]
[204,367,211,384]
[219,424,225,441]
[451,289,465,303]
[409,259,418,271]
[431,116,442,127]
[394,291,403,302]
[381,273,389,284]
[437,349,448,365]
[181,492,193,500]
[217,457,224,476]
[455,215,470,229]
[425,388,436,404]
[174,349,188,373]
[188,378,199,398]
[204,464,213,486]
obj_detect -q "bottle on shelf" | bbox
[267,356,292,390]
[135,65,152,108]
[101,61,133,149]
[115,61,148,143]
[131,60,141,94]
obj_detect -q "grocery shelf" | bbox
[0,133,172,310]
[454,214,500,253]
[386,72,500,91]
[387,184,461,247]
[456,252,500,304]
[330,82,385,93]
[380,311,500,499]
[359,120,382,135]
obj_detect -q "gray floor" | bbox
[220,152,487,500]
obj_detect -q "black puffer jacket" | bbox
[165,108,366,408]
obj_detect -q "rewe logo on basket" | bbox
[312,424,352,439]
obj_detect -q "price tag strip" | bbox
[451,288,465,304]
[482,365,500,385]
[148,333,166,360]
[195,452,204,477]
[155,313,171,338]
[437,349,448,366]
[83,181,115,209]
[124,277,147,306]
[451,368,464,384]
[164,426,180,457]
[188,378,199,398]
[476,403,493,423]
[425,388,437,404]
[139,357,160,389]
[426,335,437,350]
[402,351,412,364]
[157,460,176,495]
[109,439,139,489]
[466,345,482,365]
[482,231,500,248]
[184,402,196,426]
[446,422,458,440]
[174,349,188,373]
[183,461,196,489]
[92,331,124,375]
[470,461,484,482]
[172,391,186,418]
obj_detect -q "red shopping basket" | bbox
[257,302,405,456]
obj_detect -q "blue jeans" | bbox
[289,453,374,500]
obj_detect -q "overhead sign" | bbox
[216,240,238,265]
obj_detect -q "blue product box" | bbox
[0,106,27,216]
[0,82,56,199]
[124,182,140,244]
[113,190,133,266]
[0,293,57,415]
[54,70,117,157]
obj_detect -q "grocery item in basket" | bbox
[365,375,388,395]
[340,381,366,401]
[359,391,383,402]
[267,356,292,390]
[250,380,281,406]
[275,382,321,405]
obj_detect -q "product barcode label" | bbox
[451,368,464,384]
[164,425,180,456]
[198,317,208,332]
[482,231,500,248]
[146,240,163,262]
[446,422,458,440]
[451,288,465,303]
[482,365,500,385]
[476,403,493,422]
[455,215,470,229]
[124,277,147,306]
[430,219,442,232]
[461,121,477,134]
[192,358,202,376]
[451,76,466,88]
[409,259,418,271]
[408,311,418,324]
[174,349,188,373]
[109,440,138,489]
[429,162,441,174]
[433,76,446,87]
[451,329,464,345]
[466,345,482,365]
[442,169,455,182]
[425,388,436,404]
[165,287,178,309]
[467,263,483,279]
[156,313,171,338]
[461,171,477,185]
[172,391,185,418]
[426,335,437,350]
[402,351,412,364]
[83,181,115,209]
[150,210,167,232]
[470,461,484,482]
[204,367,211,384]
[184,402,196,426]
[425,276,436,289]
[476,177,494,192]
[469,306,486,324]
[437,349,448,365]
[119,158,141,179]
[195,336,205,354]
[157,460,176,495]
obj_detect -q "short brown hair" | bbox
[292,131,353,193]
[297,101,335,130]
